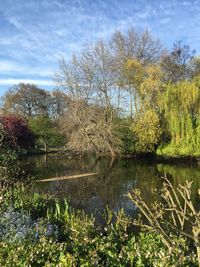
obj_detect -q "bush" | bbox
[0,115,35,151]
[0,149,33,185]
[0,185,198,266]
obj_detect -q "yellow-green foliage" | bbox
[123,59,145,91]
[132,109,162,152]
[123,59,162,105]
[123,58,200,155]
[140,65,163,103]
[123,60,163,152]
[157,77,200,156]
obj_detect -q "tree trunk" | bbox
[108,142,116,159]
[117,87,121,116]
[44,154,48,168]
[42,139,47,152]
[130,90,133,119]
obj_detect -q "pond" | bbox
[28,154,200,223]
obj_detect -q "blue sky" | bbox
[0,0,200,94]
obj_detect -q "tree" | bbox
[29,116,65,151]
[132,109,162,152]
[157,78,200,155]
[0,115,35,150]
[55,40,120,157]
[47,90,69,124]
[161,41,196,83]
[60,100,120,157]
[111,28,162,65]
[111,28,163,116]
[1,84,69,127]
[121,58,145,117]
[190,57,200,78]
[121,58,163,152]
[1,83,49,119]
[54,28,165,156]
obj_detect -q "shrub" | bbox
[0,115,35,151]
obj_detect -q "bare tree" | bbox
[111,27,162,65]
[60,100,120,157]
[55,55,94,102]
[161,41,196,83]
[47,89,69,124]
[110,27,163,117]
[1,83,49,119]
[55,40,120,157]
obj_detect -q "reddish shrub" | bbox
[0,115,35,150]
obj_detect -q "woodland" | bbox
[1,28,200,158]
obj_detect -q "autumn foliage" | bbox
[0,115,35,150]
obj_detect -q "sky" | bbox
[0,0,200,94]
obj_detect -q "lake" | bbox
[29,154,200,224]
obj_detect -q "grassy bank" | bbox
[156,143,200,158]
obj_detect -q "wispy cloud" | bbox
[0,0,200,93]
[0,60,53,77]
[0,78,53,86]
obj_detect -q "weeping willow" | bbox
[158,77,200,155]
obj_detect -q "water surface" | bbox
[29,154,200,223]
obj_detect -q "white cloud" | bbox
[0,78,53,86]
[0,60,53,77]
[0,0,200,96]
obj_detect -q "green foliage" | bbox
[120,57,200,157]
[1,230,197,266]
[0,185,198,266]
[0,150,33,184]
[116,118,137,154]
[29,116,66,150]
[0,238,66,266]
[132,109,162,153]
[157,78,200,156]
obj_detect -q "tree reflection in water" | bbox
[29,154,200,223]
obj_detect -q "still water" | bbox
[29,154,200,223]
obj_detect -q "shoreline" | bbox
[25,148,200,165]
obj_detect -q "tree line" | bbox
[1,27,200,156]
[0,84,68,151]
